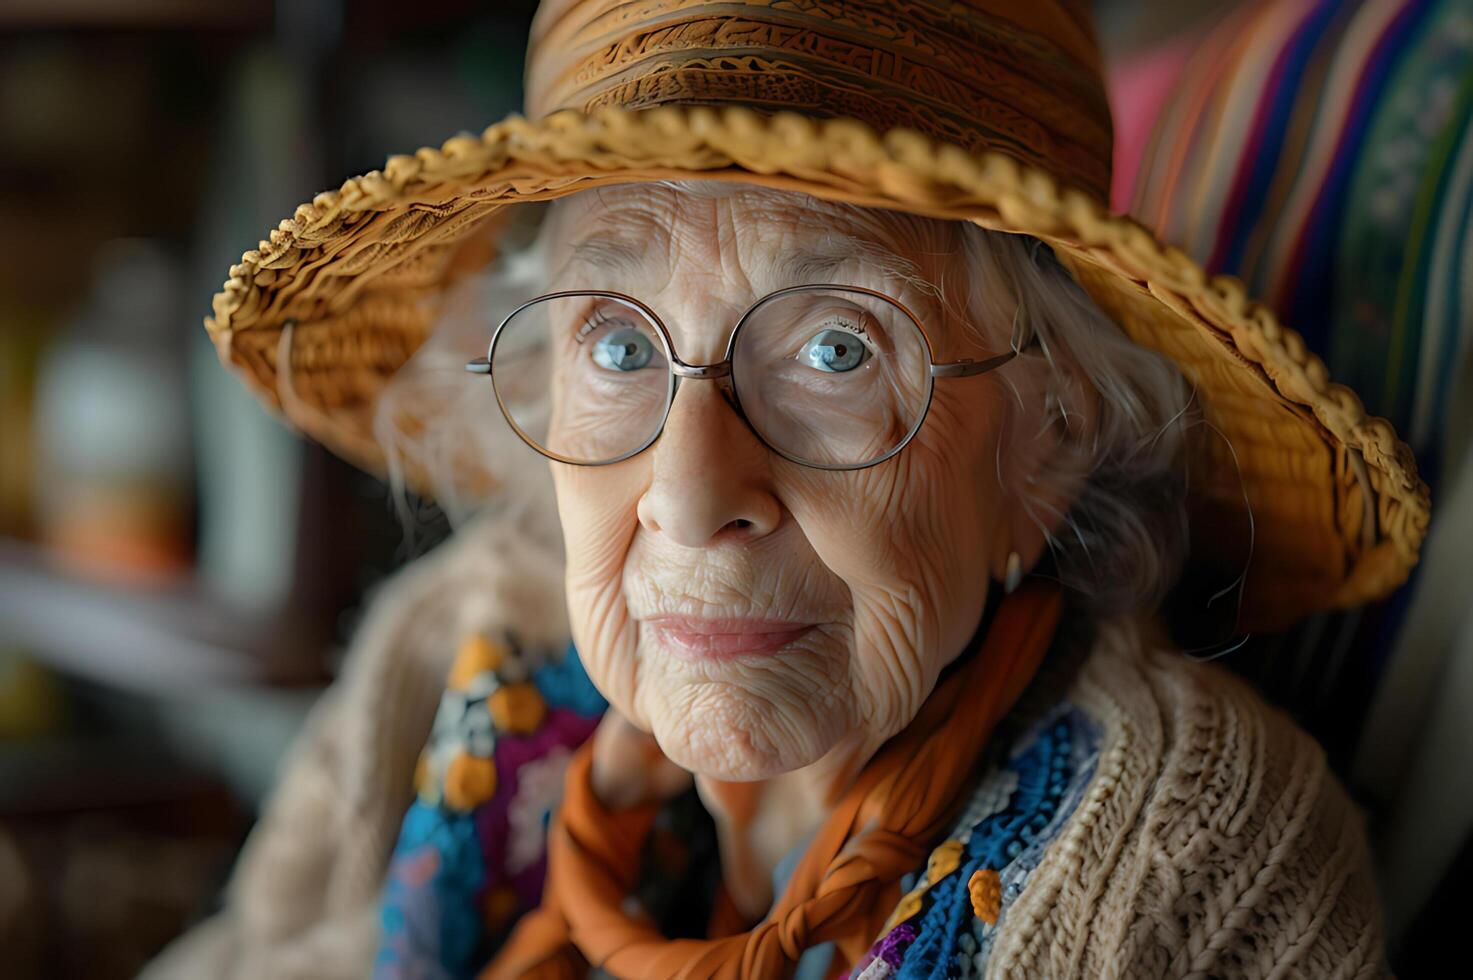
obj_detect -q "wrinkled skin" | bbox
[538,181,1069,915]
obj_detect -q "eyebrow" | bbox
[564,230,928,291]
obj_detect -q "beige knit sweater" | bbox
[144,517,1392,979]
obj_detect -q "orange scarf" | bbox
[485,581,1063,979]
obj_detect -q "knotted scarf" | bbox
[485,580,1063,979]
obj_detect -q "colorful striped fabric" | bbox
[1119,0,1472,475]
[1110,0,1473,782]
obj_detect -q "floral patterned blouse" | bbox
[374,632,1100,979]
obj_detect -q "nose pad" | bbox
[711,376,745,418]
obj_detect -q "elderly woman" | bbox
[153,1,1430,978]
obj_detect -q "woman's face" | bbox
[539,182,1045,781]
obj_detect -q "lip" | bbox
[644,615,816,660]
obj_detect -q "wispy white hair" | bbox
[373,181,1195,616]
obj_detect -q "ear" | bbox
[990,469,1070,582]
[988,365,1099,583]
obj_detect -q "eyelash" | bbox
[573,306,618,343]
[818,313,875,346]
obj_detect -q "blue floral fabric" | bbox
[375,636,607,980]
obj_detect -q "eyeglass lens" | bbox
[489,288,933,468]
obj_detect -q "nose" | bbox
[636,380,782,547]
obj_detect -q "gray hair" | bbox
[373,181,1195,616]
[959,229,1194,615]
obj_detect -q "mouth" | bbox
[643,615,817,660]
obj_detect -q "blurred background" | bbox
[0,1,1467,977]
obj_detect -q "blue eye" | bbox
[799,329,869,373]
[592,327,656,371]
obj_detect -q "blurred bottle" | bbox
[31,240,193,584]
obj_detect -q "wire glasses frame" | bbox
[465,283,1022,471]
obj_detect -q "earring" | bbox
[1003,552,1023,594]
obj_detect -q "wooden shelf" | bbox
[0,538,331,694]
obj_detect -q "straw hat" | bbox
[205,0,1428,632]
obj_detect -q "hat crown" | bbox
[524,0,1114,200]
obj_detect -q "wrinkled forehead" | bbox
[542,181,951,305]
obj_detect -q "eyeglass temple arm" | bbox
[930,348,1018,378]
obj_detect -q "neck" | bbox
[695,729,886,921]
[694,597,1013,920]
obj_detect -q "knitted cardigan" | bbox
[142,518,1393,979]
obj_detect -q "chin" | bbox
[646,677,848,782]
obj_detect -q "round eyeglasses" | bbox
[466,284,1020,471]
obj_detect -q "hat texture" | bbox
[206,0,1429,631]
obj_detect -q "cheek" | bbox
[786,393,994,601]
[551,462,647,717]
[906,389,1000,645]
[778,387,998,724]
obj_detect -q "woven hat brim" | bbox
[206,104,1429,633]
